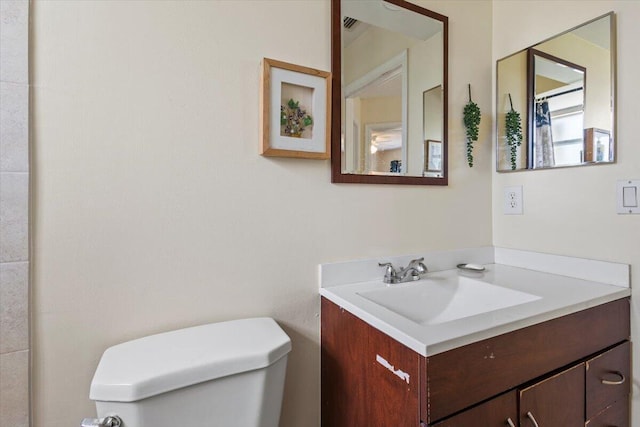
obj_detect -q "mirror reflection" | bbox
[423,85,443,177]
[531,49,586,168]
[496,13,615,171]
[343,50,407,175]
[332,0,448,184]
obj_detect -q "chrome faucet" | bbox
[378,257,428,284]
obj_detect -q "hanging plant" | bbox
[505,94,523,170]
[463,84,481,167]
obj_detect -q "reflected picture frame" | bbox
[425,139,443,174]
[260,58,331,159]
[584,128,612,163]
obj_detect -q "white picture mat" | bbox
[270,67,327,152]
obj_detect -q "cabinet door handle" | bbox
[601,371,625,385]
[506,418,516,427]
[526,411,540,427]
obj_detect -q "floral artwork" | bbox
[281,99,313,138]
[260,57,330,159]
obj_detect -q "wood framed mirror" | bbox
[331,0,448,185]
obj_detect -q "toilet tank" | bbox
[89,318,291,427]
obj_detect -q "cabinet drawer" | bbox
[586,399,629,427]
[432,391,517,427]
[586,341,630,420]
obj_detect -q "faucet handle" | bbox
[408,257,428,274]
[378,262,398,284]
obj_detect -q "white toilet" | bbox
[88,317,291,427]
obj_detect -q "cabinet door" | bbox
[586,341,630,421]
[432,391,518,427]
[321,298,421,427]
[520,363,585,427]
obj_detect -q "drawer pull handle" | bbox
[601,371,625,385]
[526,412,540,427]
[506,418,516,427]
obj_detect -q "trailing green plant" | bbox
[463,84,481,167]
[505,94,523,170]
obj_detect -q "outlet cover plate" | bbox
[504,186,523,215]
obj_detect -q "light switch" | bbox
[623,186,638,207]
[617,180,640,214]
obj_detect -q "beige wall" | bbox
[31,1,493,426]
[492,0,640,422]
[32,0,639,425]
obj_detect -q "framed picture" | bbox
[583,128,612,163]
[424,140,443,174]
[260,58,331,159]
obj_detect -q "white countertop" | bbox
[320,263,631,357]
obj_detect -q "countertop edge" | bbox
[319,287,631,357]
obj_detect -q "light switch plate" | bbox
[616,180,640,214]
[504,185,523,215]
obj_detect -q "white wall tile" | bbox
[0,262,29,353]
[0,350,30,427]
[0,82,29,172]
[0,2,30,426]
[0,172,29,262]
[0,0,29,85]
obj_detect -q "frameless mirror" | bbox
[496,13,615,171]
[331,0,448,184]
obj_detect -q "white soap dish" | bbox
[456,263,486,272]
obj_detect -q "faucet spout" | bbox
[405,257,428,275]
[379,258,428,284]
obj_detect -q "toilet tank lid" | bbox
[89,317,291,402]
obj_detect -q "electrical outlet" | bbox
[504,186,523,215]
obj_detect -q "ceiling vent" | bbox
[343,17,359,30]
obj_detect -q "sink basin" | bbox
[358,276,541,325]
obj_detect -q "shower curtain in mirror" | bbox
[535,101,555,168]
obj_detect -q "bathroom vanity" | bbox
[320,249,631,426]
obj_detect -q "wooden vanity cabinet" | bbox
[321,297,630,427]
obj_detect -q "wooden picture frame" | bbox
[424,139,443,175]
[260,58,331,159]
[583,128,612,163]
